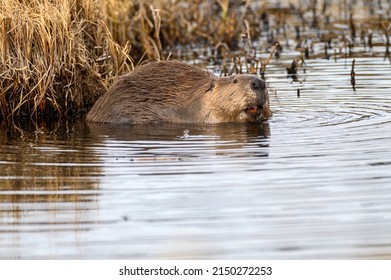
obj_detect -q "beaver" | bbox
[86,60,272,124]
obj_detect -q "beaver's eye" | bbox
[233,79,238,84]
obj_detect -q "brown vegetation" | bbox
[0,0,132,119]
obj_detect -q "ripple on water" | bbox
[268,57,391,132]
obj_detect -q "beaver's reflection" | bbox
[87,121,270,160]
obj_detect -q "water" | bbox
[1,52,391,259]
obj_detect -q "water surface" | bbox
[1,53,391,259]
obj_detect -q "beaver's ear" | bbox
[206,80,216,92]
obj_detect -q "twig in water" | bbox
[350,59,356,91]
[260,43,280,80]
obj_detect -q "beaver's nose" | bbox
[251,78,266,90]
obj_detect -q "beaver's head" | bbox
[206,74,272,123]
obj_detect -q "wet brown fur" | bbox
[86,61,272,124]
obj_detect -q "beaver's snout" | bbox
[248,77,267,107]
[250,78,266,91]
[242,77,271,122]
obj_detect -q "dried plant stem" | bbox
[260,43,280,79]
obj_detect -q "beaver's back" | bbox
[86,61,214,124]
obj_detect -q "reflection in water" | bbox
[88,122,270,159]
[0,120,100,259]
[87,121,271,141]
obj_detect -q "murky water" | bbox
[1,50,391,259]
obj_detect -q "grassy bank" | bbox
[0,0,389,120]
[0,0,132,119]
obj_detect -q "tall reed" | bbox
[0,0,132,119]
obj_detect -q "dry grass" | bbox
[100,0,266,59]
[0,0,132,119]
